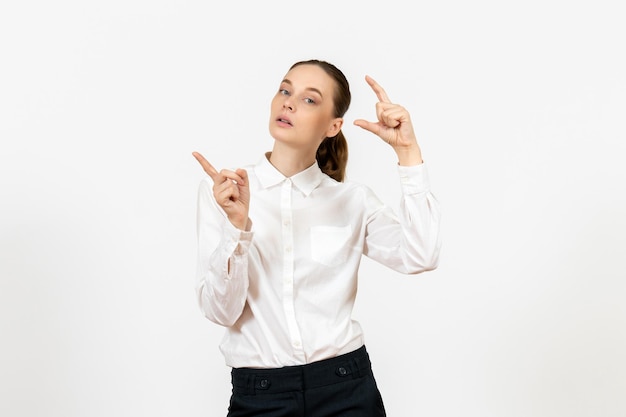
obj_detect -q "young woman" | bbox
[193,59,442,417]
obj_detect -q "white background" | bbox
[1,1,625,416]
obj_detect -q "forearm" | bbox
[394,143,423,166]
[196,227,250,326]
[365,163,442,273]
[196,241,250,326]
[196,178,252,326]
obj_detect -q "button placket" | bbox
[280,179,305,359]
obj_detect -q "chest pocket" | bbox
[310,225,352,267]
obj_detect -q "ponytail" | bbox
[291,59,351,182]
[316,131,348,182]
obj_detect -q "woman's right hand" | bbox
[192,151,250,231]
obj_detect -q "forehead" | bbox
[283,64,336,94]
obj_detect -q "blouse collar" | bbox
[254,152,326,197]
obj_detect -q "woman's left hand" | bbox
[354,75,423,165]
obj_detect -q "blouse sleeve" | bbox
[363,162,442,274]
[195,177,253,326]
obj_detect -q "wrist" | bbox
[394,144,423,166]
[230,215,250,231]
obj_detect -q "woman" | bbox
[193,59,441,416]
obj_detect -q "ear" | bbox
[325,117,343,138]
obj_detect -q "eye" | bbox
[279,88,290,96]
[304,97,316,104]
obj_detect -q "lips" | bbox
[276,115,293,126]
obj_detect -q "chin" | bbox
[269,125,291,142]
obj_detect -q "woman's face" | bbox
[269,64,343,150]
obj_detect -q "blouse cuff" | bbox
[397,162,431,195]
[223,220,254,254]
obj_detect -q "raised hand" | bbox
[192,151,250,230]
[353,75,423,165]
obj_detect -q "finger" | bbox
[216,184,240,205]
[365,75,392,104]
[375,102,398,126]
[218,169,245,185]
[379,107,407,128]
[353,119,382,136]
[234,168,249,187]
[192,151,219,180]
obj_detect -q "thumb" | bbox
[353,119,381,135]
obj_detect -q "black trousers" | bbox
[227,345,387,417]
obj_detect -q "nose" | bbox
[282,98,294,112]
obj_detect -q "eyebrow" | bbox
[282,79,324,98]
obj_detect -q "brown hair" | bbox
[289,59,351,182]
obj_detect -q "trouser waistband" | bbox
[230,345,373,395]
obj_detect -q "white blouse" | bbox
[195,153,442,368]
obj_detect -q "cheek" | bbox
[306,113,327,133]
[270,96,279,112]
[314,113,335,134]
[307,107,330,124]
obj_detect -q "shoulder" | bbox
[320,175,379,201]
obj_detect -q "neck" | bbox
[268,142,318,178]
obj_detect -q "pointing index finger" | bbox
[365,75,392,103]
[192,151,219,180]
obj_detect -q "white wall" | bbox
[1,1,624,416]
